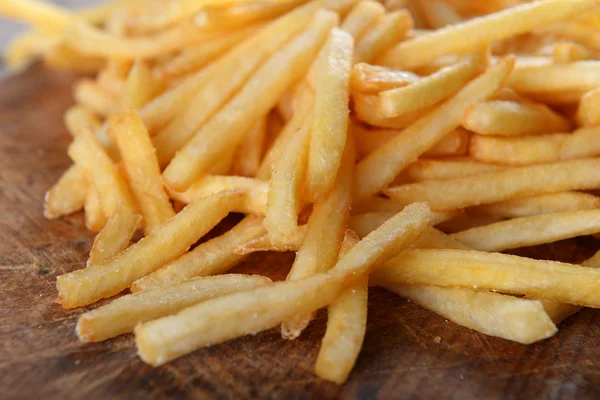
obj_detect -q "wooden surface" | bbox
[3,64,600,400]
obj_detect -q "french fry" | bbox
[111,112,175,235]
[576,87,600,126]
[378,60,479,118]
[452,209,600,251]
[4,31,57,70]
[422,128,469,157]
[44,165,88,220]
[315,232,364,384]
[56,190,243,309]
[507,61,600,94]
[73,79,116,118]
[153,2,325,166]
[121,62,156,111]
[386,158,600,210]
[341,1,385,39]
[167,175,268,215]
[232,117,268,177]
[134,203,430,366]
[353,94,433,129]
[377,0,595,68]
[44,44,105,74]
[350,63,420,93]
[306,28,353,201]
[417,0,462,28]
[68,128,135,219]
[372,248,600,308]
[84,184,107,233]
[234,225,307,255]
[282,138,355,339]
[354,10,413,64]
[163,10,338,191]
[552,41,592,63]
[131,216,266,292]
[462,100,572,136]
[435,213,502,234]
[404,159,507,182]
[265,105,314,244]
[470,192,600,219]
[87,206,141,266]
[64,106,101,138]
[470,127,600,165]
[349,210,460,238]
[0,0,70,34]
[354,57,514,201]
[78,274,273,342]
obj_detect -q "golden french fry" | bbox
[576,87,600,126]
[0,0,70,34]
[168,175,268,215]
[88,206,141,266]
[84,184,107,232]
[417,0,462,28]
[306,28,353,201]
[354,57,514,201]
[44,44,105,74]
[121,62,156,111]
[372,248,600,308]
[131,216,266,292]
[163,10,338,191]
[462,100,571,136]
[64,105,101,138]
[377,0,595,68]
[379,60,479,118]
[404,159,507,182]
[73,79,116,118]
[153,2,325,166]
[422,128,469,157]
[233,225,307,255]
[78,274,273,342]
[353,93,433,129]
[341,1,385,39]
[435,213,502,234]
[44,165,88,219]
[56,190,243,309]
[282,137,355,339]
[451,209,600,252]
[232,117,268,177]
[349,210,460,238]
[350,63,420,93]
[4,31,57,70]
[387,158,600,210]
[134,203,430,366]
[111,112,175,235]
[507,61,600,94]
[354,10,413,64]
[470,192,600,219]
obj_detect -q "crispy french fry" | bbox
[576,87,600,126]
[417,0,462,28]
[163,10,338,191]
[134,203,430,366]
[372,248,600,308]
[168,175,268,215]
[470,192,600,219]
[282,137,355,339]
[131,216,266,292]
[0,0,70,34]
[350,63,420,93]
[451,209,600,252]
[306,28,353,201]
[88,206,141,266]
[341,1,385,39]
[507,61,600,94]
[379,60,479,118]
[377,0,595,68]
[121,62,156,111]
[232,117,268,177]
[234,225,307,255]
[84,184,107,233]
[111,112,175,235]
[462,100,572,136]
[354,57,514,201]
[78,274,273,342]
[56,190,243,309]
[73,79,116,118]
[354,10,413,63]
[44,165,88,220]
[153,2,325,166]
[387,158,600,210]
[404,159,507,182]
[353,93,433,129]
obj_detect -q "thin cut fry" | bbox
[354,57,514,201]
[88,206,141,266]
[131,216,266,292]
[84,185,107,232]
[387,158,600,210]
[73,79,116,118]
[232,117,268,177]
[44,165,88,219]
[64,105,101,138]
[404,159,507,182]
[0,0,70,34]
[134,203,430,366]
[121,62,156,111]
[341,1,385,39]
[377,0,595,68]
[354,10,413,63]
[353,94,433,129]
[507,61,600,94]
[350,63,420,93]
[77,274,272,342]
[462,100,572,136]
[56,190,243,309]
[306,28,353,201]
[349,210,460,238]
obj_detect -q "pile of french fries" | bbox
[6,0,600,384]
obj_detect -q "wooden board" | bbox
[3,64,600,399]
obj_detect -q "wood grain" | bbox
[2,64,600,399]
